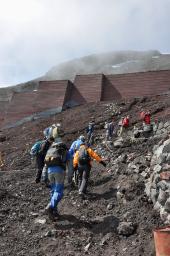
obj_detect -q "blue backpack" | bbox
[30,140,45,156]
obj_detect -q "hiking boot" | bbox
[35,178,40,183]
[78,191,85,199]
[47,207,55,221]
[53,209,60,219]
[44,204,55,221]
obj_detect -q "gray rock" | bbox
[133,156,147,165]
[84,243,91,252]
[116,191,124,201]
[151,155,158,167]
[166,154,170,162]
[165,214,170,224]
[107,203,114,210]
[145,182,152,197]
[153,164,162,173]
[156,130,163,135]
[158,122,164,130]
[153,174,161,184]
[157,154,167,165]
[114,139,124,147]
[45,229,57,237]
[162,139,170,154]
[154,201,162,211]
[157,180,169,191]
[150,188,158,204]
[117,221,136,236]
[164,198,170,212]
[154,145,164,159]
[160,208,169,222]
[141,171,148,178]
[164,121,170,128]
[157,190,169,205]
[99,233,112,246]
[34,218,46,225]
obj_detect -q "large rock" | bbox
[162,139,170,153]
[164,198,170,212]
[157,190,169,205]
[117,221,136,236]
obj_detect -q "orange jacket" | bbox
[73,145,102,167]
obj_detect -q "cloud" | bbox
[0,0,170,86]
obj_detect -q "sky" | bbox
[0,0,170,87]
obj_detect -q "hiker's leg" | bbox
[83,166,91,193]
[79,165,91,193]
[35,167,43,183]
[78,167,83,190]
[35,157,44,183]
[67,158,74,185]
[48,172,64,210]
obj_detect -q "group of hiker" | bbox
[104,109,154,141]
[29,110,156,221]
[30,122,107,221]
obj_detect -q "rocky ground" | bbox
[0,93,170,256]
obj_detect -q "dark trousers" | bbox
[78,164,91,193]
[35,156,45,183]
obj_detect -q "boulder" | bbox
[164,198,170,212]
[117,221,136,236]
[157,190,169,205]
[162,139,170,154]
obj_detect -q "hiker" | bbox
[105,118,115,141]
[68,135,86,189]
[119,115,130,136]
[86,120,95,145]
[30,137,54,183]
[44,141,70,220]
[140,109,145,121]
[73,141,107,196]
[142,110,152,133]
[43,123,63,143]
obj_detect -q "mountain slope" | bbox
[0,94,170,255]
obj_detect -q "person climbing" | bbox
[44,141,70,220]
[30,137,54,183]
[73,141,107,197]
[143,110,151,125]
[43,123,63,143]
[142,110,152,133]
[105,118,115,141]
[140,109,146,121]
[68,135,86,189]
[86,120,95,145]
[119,115,130,136]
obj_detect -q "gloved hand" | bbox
[100,160,107,167]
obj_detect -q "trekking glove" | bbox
[100,160,107,167]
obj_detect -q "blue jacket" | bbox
[69,139,82,158]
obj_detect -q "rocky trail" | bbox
[0,93,170,256]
